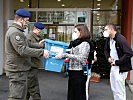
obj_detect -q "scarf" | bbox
[68,38,91,48]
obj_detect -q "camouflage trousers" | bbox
[27,68,41,100]
[6,71,28,100]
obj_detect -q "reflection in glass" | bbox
[92,10,121,39]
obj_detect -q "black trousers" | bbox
[67,70,86,100]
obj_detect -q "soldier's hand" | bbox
[43,50,49,58]
[39,39,44,47]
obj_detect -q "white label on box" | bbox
[50,46,63,53]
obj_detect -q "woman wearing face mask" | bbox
[55,24,91,100]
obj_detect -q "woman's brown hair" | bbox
[75,24,91,40]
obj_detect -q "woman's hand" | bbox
[55,53,63,59]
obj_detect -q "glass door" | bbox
[44,24,74,43]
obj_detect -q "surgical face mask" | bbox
[103,31,109,37]
[21,19,29,29]
[23,22,29,29]
[36,28,43,36]
[72,32,79,40]
[38,30,43,36]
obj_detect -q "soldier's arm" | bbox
[10,32,44,57]
[27,40,44,49]
[26,34,44,49]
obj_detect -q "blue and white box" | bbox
[43,39,69,72]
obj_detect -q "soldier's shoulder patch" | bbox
[15,35,20,41]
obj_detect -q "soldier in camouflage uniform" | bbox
[26,22,45,100]
[5,9,49,100]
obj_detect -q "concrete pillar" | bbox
[3,0,14,32]
[130,1,133,83]
[0,0,14,75]
[0,0,4,75]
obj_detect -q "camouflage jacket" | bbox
[5,23,44,72]
[26,31,44,68]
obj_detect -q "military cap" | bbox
[34,22,45,30]
[16,8,31,17]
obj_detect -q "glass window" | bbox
[29,11,36,22]
[77,11,87,23]
[92,0,122,39]
[92,10,121,39]
[93,10,120,26]
[37,11,76,23]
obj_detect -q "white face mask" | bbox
[72,32,79,40]
[20,20,29,29]
[103,31,109,37]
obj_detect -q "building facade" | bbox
[0,0,132,82]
